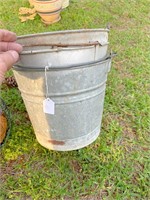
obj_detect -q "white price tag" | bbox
[43,98,55,115]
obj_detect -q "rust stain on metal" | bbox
[23,41,100,48]
[48,140,65,145]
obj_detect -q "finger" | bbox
[0,50,19,73]
[0,50,19,83]
[0,42,23,53]
[0,29,17,42]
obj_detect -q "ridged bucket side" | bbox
[13,57,111,151]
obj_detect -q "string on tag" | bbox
[43,64,55,115]
[45,65,50,98]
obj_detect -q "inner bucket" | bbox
[16,29,109,68]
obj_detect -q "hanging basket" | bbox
[0,97,11,148]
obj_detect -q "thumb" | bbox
[0,50,19,83]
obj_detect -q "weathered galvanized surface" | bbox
[17,29,109,67]
[17,44,108,68]
[17,29,109,45]
[13,56,112,151]
[13,29,112,151]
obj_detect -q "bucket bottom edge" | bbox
[36,126,100,151]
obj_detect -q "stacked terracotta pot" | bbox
[32,0,70,24]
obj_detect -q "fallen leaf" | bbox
[28,13,37,19]
[19,13,37,22]
[19,7,36,15]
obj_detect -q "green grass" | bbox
[0,0,150,199]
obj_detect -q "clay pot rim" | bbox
[38,8,61,14]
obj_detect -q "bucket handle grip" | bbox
[107,51,117,73]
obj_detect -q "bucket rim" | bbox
[17,28,110,40]
[13,53,116,72]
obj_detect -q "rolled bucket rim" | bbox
[13,53,116,72]
[17,28,110,40]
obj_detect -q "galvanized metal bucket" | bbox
[13,29,113,151]
[17,29,109,67]
[13,54,114,151]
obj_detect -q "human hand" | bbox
[0,29,23,84]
